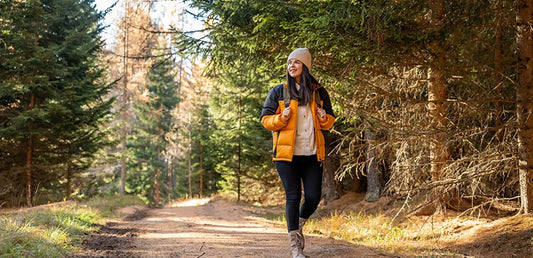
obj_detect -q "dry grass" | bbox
[0,195,145,257]
[304,192,533,257]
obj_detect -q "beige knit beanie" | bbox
[287,48,312,70]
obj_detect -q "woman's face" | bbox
[287,58,303,81]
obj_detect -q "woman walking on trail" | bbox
[260,48,335,258]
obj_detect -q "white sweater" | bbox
[293,83,316,156]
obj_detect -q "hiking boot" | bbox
[288,230,305,258]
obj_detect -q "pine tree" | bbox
[206,63,277,203]
[168,60,220,199]
[0,0,112,206]
[107,1,158,196]
[129,52,179,205]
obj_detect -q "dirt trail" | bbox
[74,197,393,258]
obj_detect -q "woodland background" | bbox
[2,0,533,217]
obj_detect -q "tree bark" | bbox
[494,0,505,143]
[364,128,381,202]
[516,0,533,214]
[427,58,449,179]
[155,124,161,205]
[236,98,242,203]
[199,143,204,198]
[427,0,450,213]
[155,166,160,205]
[24,5,40,208]
[25,136,33,207]
[188,113,192,198]
[120,0,129,196]
[237,136,242,203]
[66,160,72,198]
[322,132,341,205]
[25,94,36,207]
[167,159,173,190]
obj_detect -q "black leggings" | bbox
[276,155,323,232]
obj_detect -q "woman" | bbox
[260,48,335,258]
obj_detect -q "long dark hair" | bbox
[286,64,320,106]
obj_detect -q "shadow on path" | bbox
[72,197,395,258]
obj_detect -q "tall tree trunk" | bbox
[427,57,449,179]
[199,143,204,198]
[120,0,129,196]
[188,113,192,198]
[172,52,183,193]
[25,94,36,207]
[516,0,533,214]
[25,6,41,208]
[167,159,172,189]
[120,122,127,196]
[155,167,160,204]
[322,132,341,205]
[66,160,73,198]
[427,0,450,213]
[237,137,242,203]
[364,128,381,202]
[25,136,33,207]
[167,159,175,197]
[155,124,161,205]
[494,0,505,142]
[236,98,242,203]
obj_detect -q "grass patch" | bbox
[302,210,479,256]
[0,195,144,257]
[306,211,414,250]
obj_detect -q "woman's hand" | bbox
[317,108,327,122]
[282,107,291,122]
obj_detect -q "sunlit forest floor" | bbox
[0,196,146,257]
[252,192,533,257]
[2,194,531,257]
[73,196,387,257]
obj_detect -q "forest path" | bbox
[74,197,393,258]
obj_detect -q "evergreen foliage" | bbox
[0,0,112,206]
[1,0,531,213]
[179,0,524,212]
[207,63,275,202]
[128,53,179,205]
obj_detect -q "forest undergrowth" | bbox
[309,193,533,257]
[245,191,533,257]
[2,192,531,257]
[0,195,145,257]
